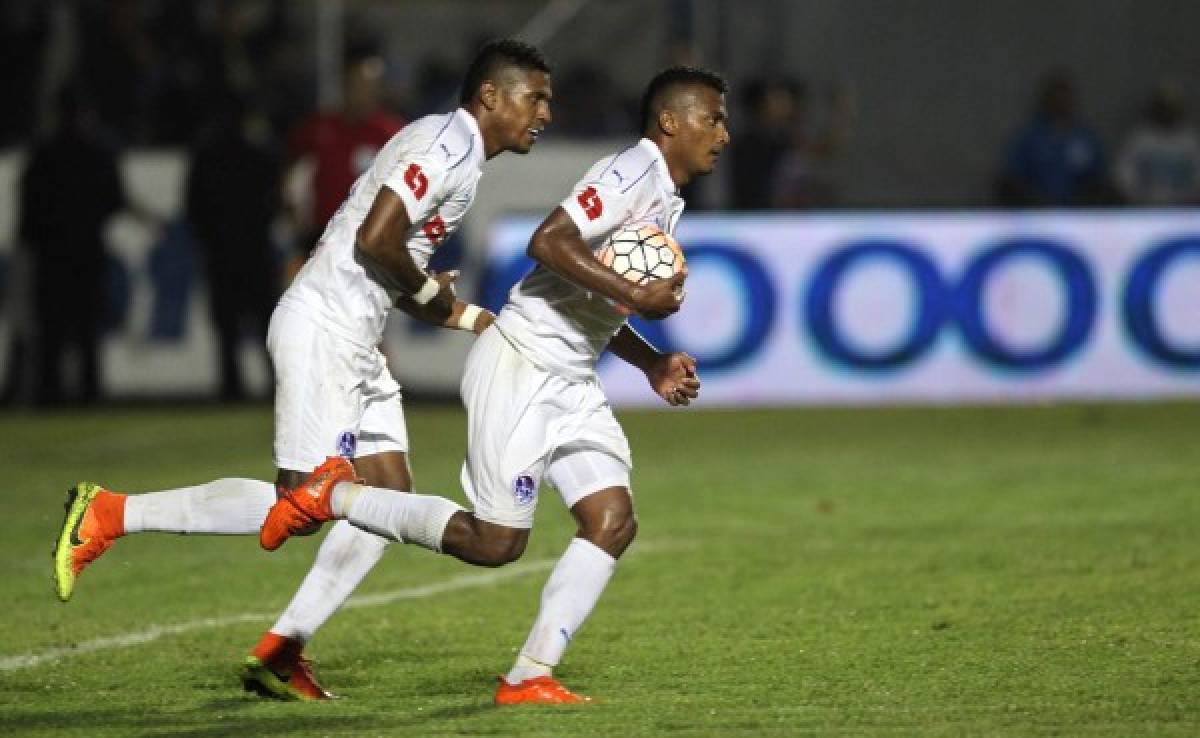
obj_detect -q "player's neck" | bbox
[464,104,503,160]
[649,135,692,189]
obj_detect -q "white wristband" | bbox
[411,277,441,306]
[456,304,483,331]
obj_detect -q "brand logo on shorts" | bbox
[513,474,536,505]
[336,430,357,458]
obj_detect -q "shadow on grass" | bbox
[0,668,599,736]
[0,704,379,737]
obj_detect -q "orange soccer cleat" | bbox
[259,457,356,551]
[240,633,337,701]
[53,483,127,602]
[494,675,594,705]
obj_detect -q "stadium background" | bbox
[0,0,1197,404]
[1,2,1199,736]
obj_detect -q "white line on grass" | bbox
[3,559,556,672]
[3,541,681,672]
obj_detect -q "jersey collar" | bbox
[455,107,486,168]
[637,138,677,193]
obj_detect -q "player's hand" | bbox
[430,269,459,299]
[396,270,458,321]
[472,309,496,335]
[441,301,496,334]
[423,269,459,319]
[648,352,700,406]
[629,270,687,320]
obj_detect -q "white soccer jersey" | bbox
[281,108,486,348]
[495,138,685,380]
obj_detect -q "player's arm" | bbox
[394,277,496,335]
[355,187,456,323]
[608,324,700,406]
[527,208,685,320]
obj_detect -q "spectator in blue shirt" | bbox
[997,72,1115,207]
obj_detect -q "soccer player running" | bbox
[52,40,553,700]
[260,66,730,704]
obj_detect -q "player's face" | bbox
[495,69,553,154]
[677,87,730,177]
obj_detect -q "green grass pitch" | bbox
[1,402,1198,736]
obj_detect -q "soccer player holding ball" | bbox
[261,66,731,704]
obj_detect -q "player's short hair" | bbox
[640,66,728,133]
[459,39,551,105]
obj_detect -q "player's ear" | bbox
[479,81,499,111]
[658,109,678,136]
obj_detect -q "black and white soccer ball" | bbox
[597,224,685,285]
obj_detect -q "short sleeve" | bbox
[560,179,635,243]
[383,153,450,227]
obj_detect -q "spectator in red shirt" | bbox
[286,52,405,265]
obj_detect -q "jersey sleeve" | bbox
[382,151,451,227]
[560,176,636,244]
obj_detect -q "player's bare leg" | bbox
[338,489,531,566]
[441,513,530,566]
[496,486,632,705]
[243,451,412,701]
[264,472,535,566]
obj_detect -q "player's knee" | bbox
[445,514,528,566]
[583,510,637,558]
[616,512,638,551]
[475,535,527,567]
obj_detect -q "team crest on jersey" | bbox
[336,430,357,458]
[513,473,536,505]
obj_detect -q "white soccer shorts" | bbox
[268,305,408,472]
[459,326,633,529]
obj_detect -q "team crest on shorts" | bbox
[513,474,536,505]
[336,430,357,458]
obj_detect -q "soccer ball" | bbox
[597,224,685,285]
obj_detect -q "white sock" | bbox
[511,537,616,678]
[505,654,553,684]
[123,478,276,534]
[344,487,462,552]
[329,481,364,517]
[269,520,389,642]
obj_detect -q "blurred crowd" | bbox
[997,72,1199,208]
[3,2,1197,208]
[1,0,1197,407]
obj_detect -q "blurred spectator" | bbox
[728,76,851,210]
[185,98,283,401]
[150,1,292,146]
[285,50,406,261]
[997,72,1115,207]
[0,1,48,146]
[19,86,127,406]
[771,81,855,208]
[1114,82,1200,206]
[729,77,798,209]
